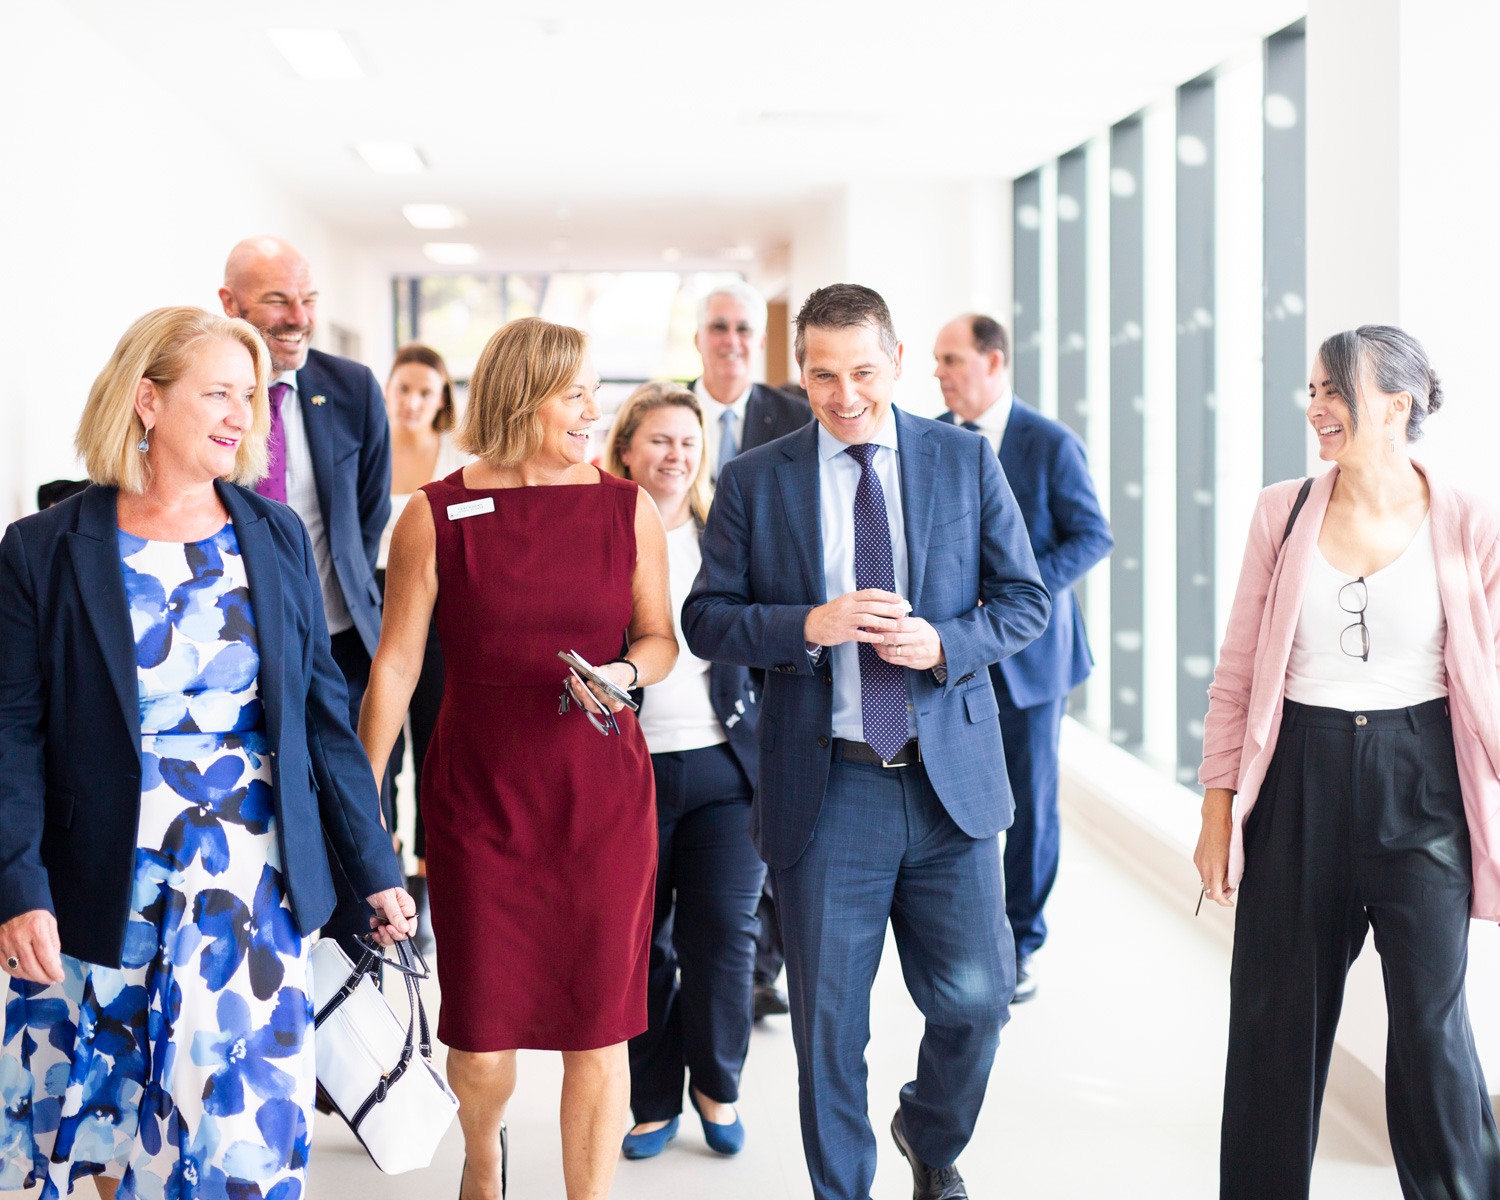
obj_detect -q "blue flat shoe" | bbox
[621,1115,678,1160]
[690,1091,745,1156]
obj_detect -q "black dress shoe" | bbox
[1012,955,1037,1004]
[891,1110,968,1200]
[752,983,789,1021]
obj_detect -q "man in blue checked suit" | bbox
[934,314,1113,1003]
[683,285,1049,1200]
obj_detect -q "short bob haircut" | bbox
[75,306,271,494]
[458,316,588,466]
[389,343,457,434]
[603,382,713,526]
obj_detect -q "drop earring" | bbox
[137,430,150,453]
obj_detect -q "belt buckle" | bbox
[881,740,918,768]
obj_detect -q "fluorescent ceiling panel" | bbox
[268,29,364,81]
[355,142,426,174]
[423,242,481,266]
[402,204,467,229]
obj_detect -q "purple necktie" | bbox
[845,443,908,762]
[257,382,290,503]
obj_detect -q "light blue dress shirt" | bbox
[815,410,916,743]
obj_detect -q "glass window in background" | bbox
[393,270,749,451]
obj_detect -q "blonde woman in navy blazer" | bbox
[0,307,411,1199]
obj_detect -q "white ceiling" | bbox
[64,0,1306,271]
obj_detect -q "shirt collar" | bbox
[694,378,753,420]
[273,369,299,396]
[973,392,1012,440]
[817,405,900,462]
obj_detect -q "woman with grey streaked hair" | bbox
[1194,325,1500,1197]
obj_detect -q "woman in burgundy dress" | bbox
[358,317,676,1200]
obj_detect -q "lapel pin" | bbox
[310,394,327,406]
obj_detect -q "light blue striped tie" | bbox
[717,406,738,479]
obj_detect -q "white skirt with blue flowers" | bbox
[0,731,313,1200]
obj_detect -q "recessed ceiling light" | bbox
[402,204,467,230]
[661,247,683,263]
[355,142,426,174]
[268,29,364,81]
[423,242,480,266]
[722,244,756,262]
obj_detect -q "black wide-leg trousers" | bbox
[1223,697,1500,1200]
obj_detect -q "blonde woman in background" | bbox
[378,344,470,956]
[605,383,766,1159]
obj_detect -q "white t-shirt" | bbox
[1285,516,1447,710]
[636,521,727,753]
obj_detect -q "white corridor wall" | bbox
[0,4,367,522]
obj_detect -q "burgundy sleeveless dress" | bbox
[420,470,656,1051]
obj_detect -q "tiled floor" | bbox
[16,814,1403,1199]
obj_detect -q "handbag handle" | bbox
[354,932,432,980]
[329,937,438,1131]
[354,934,435,1061]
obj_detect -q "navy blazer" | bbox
[941,399,1113,708]
[687,381,812,454]
[682,409,1051,869]
[0,483,403,968]
[295,348,391,657]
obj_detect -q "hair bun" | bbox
[1425,371,1444,416]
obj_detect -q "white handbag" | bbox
[309,936,459,1174]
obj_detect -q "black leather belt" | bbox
[833,737,921,768]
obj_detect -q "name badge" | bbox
[446,497,495,520]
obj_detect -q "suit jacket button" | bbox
[823,674,832,685]
[817,736,829,748]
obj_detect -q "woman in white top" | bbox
[378,344,468,952]
[1194,326,1500,1198]
[604,383,765,1160]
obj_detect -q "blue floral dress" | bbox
[1,524,313,1200]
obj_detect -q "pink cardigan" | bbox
[1198,464,1500,919]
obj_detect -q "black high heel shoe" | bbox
[458,1122,508,1199]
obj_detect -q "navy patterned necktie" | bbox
[962,420,981,432]
[844,443,908,761]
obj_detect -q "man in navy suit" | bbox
[688,278,812,1020]
[934,314,1113,1002]
[220,236,391,945]
[684,285,1049,1200]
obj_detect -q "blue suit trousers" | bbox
[998,694,1067,960]
[774,757,1012,1200]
